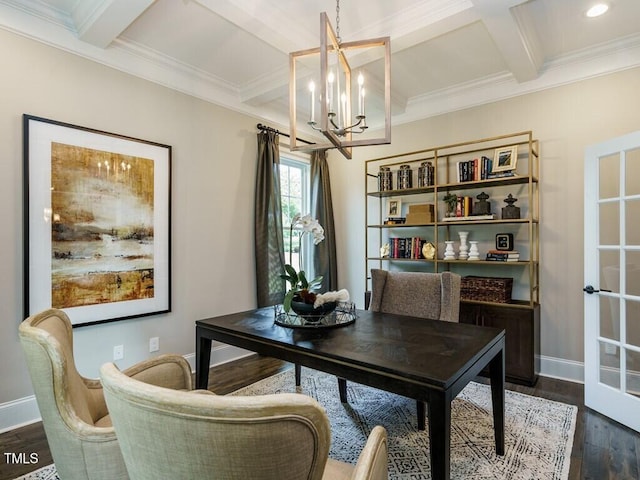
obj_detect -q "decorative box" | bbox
[460,276,513,303]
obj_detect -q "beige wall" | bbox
[0,28,261,409]
[3,22,640,428]
[329,66,640,374]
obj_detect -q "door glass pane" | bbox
[626,298,640,347]
[626,349,640,398]
[625,147,640,196]
[599,341,620,389]
[599,202,619,245]
[600,250,619,293]
[600,296,620,341]
[626,199,640,246]
[599,153,619,199]
[626,254,640,297]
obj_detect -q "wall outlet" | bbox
[113,344,124,360]
[149,337,160,353]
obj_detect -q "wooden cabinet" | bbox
[460,302,540,385]
[364,131,540,384]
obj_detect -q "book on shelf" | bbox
[441,214,496,222]
[389,237,428,259]
[486,171,516,179]
[455,156,494,182]
[486,250,520,261]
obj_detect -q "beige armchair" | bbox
[349,269,461,430]
[100,362,389,480]
[18,308,193,480]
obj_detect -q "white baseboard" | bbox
[0,344,252,434]
[539,355,584,383]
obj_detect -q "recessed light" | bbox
[586,3,609,17]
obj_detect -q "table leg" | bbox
[295,364,301,386]
[417,400,426,431]
[427,392,451,480]
[338,378,348,403]
[195,328,212,390]
[489,346,505,456]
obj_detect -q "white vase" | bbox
[468,241,480,261]
[458,231,469,260]
[444,241,456,260]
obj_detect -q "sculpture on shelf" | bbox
[473,191,491,216]
[468,241,480,261]
[444,241,456,260]
[458,231,469,260]
[422,241,436,260]
[443,193,458,218]
[502,194,521,219]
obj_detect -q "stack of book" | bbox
[485,250,520,262]
[389,237,427,259]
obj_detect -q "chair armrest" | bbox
[123,354,193,391]
[351,425,388,480]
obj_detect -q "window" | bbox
[280,155,310,272]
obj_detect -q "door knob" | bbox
[583,285,611,294]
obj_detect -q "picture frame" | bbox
[492,145,518,172]
[386,198,402,218]
[24,115,172,327]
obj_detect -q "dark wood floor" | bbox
[1,354,639,480]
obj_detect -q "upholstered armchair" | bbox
[349,269,461,430]
[100,362,389,480]
[18,308,193,480]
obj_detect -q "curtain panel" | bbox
[254,131,286,307]
[311,150,338,292]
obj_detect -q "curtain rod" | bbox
[257,123,315,146]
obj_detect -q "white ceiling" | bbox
[1,0,639,135]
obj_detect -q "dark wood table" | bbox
[196,307,505,480]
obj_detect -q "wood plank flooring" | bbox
[1,354,639,480]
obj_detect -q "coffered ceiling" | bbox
[1,0,639,134]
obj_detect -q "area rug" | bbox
[16,368,577,480]
[231,368,577,480]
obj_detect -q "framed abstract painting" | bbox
[23,115,171,327]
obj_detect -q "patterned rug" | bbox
[16,368,577,480]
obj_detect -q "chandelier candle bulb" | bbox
[358,73,364,116]
[309,81,315,123]
[327,71,334,114]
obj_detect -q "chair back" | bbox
[19,309,128,480]
[100,362,333,480]
[369,269,461,321]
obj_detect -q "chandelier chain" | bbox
[335,0,341,44]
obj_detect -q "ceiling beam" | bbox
[471,0,543,82]
[73,0,154,48]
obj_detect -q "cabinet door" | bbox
[460,303,540,385]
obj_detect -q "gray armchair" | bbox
[345,269,461,430]
[100,362,389,480]
[18,308,193,480]
[369,269,461,322]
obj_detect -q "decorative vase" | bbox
[290,300,337,323]
[458,231,469,260]
[444,241,456,260]
[468,241,480,261]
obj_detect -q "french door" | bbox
[584,131,640,433]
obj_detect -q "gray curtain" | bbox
[254,131,286,307]
[311,150,338,292]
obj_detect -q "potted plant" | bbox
[280,214,334,317]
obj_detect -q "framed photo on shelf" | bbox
[386,198,402,218]
[492,145,518,172]
[23,114,172,327]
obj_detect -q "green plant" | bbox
[280,214,324,312]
